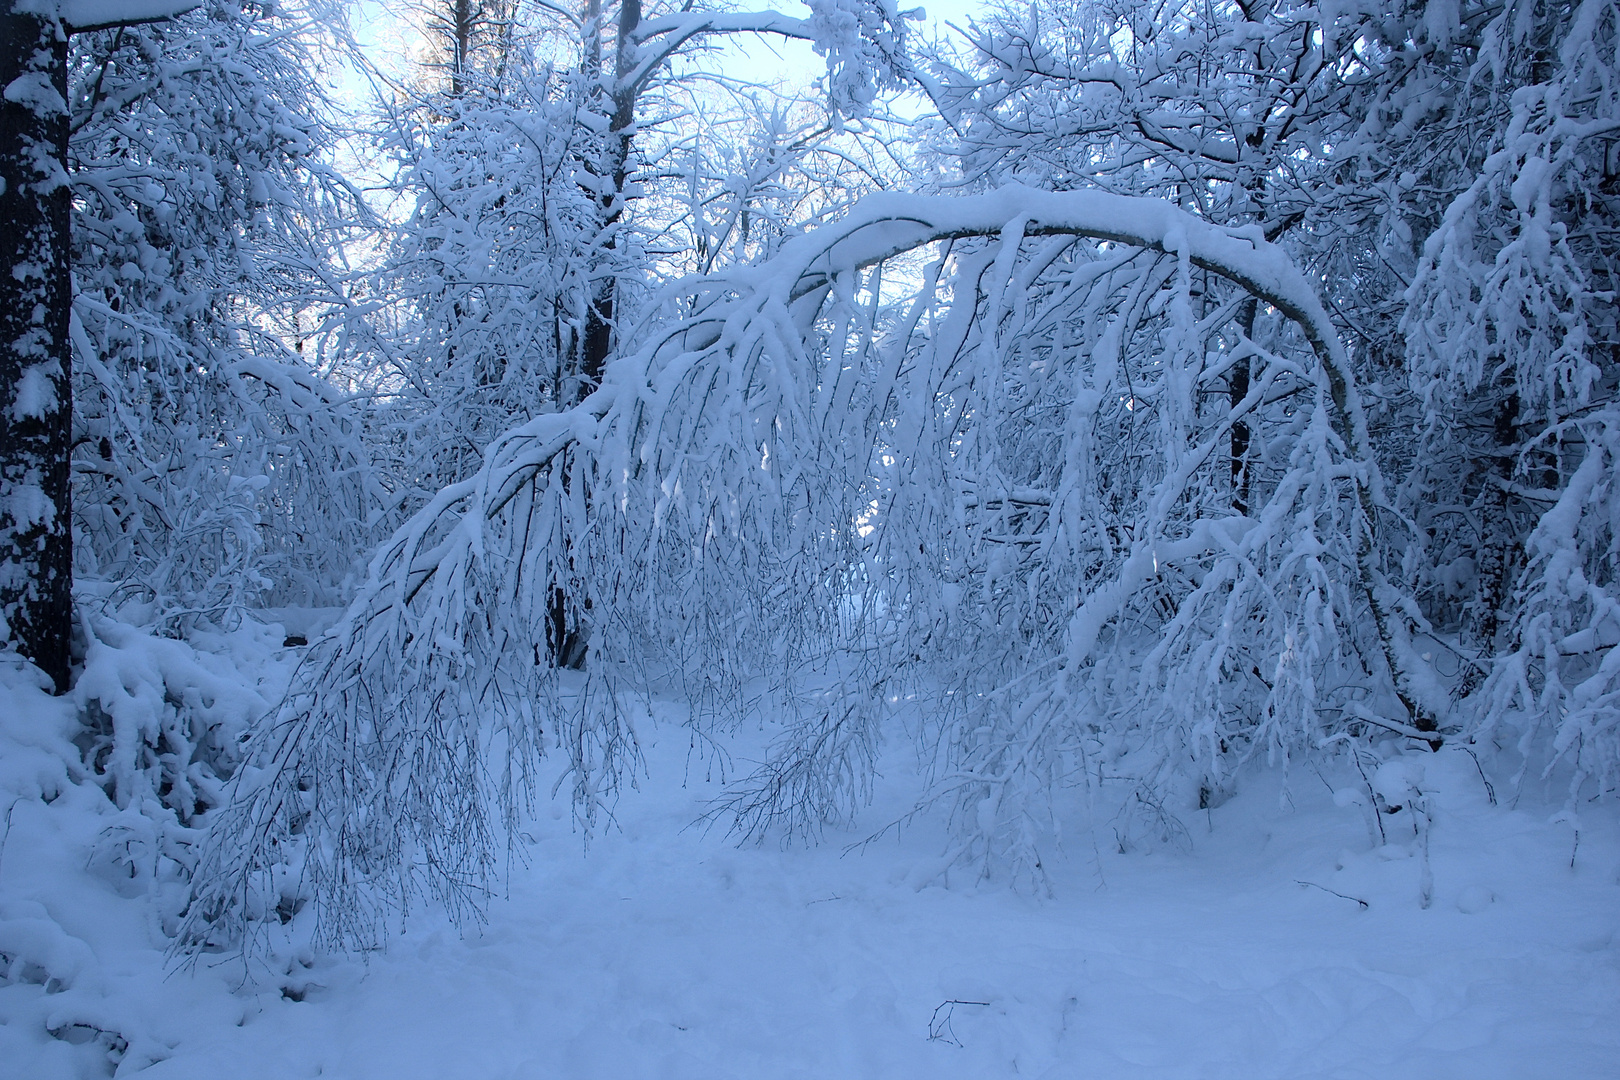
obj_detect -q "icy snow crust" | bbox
[2,641,1618,1079]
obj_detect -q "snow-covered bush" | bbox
[0,653,149,1074]
[0,619,298,1070]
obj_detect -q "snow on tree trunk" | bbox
[1,3,73,693]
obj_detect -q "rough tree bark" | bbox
[0,2,72,693]
[1,1,196,692]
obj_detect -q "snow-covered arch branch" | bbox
[616,185,1422,726]
[728,186,1369,466]
[701,186,1423,714]
[188,183,1427,957]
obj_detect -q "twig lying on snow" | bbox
[928,999,991,1047]
[1295,880,1369,909]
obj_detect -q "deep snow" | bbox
[2,630,1617,1080]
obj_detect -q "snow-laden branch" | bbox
[627,0,914,115]
[620,10,817,93]
[370,180,1381,618]
[632,9,814,44]
[55,0,199,32]
[735,185,1364,449]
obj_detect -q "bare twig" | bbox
[1295,880,1369,909]
[928,1000,991,1047]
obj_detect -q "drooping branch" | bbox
[688,184,1422,726]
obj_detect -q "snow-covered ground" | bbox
[2,639,1618,1080]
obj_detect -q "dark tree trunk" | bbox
[1458,389,1523,694]
[1230,297,1256,515]
[0,3,73,694]
[451,0,473,95]
[546,0,644,670]
[574,0,640,400]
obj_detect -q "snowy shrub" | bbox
[0,629,285,1070]
[73,614,272,824]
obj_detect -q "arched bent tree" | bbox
[188,185,1437,954]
